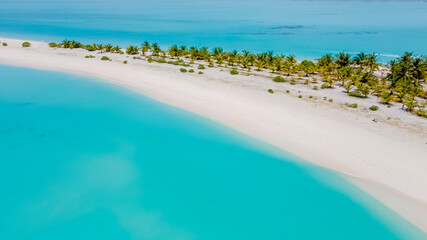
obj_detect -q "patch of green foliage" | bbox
[189,69,195,73]
[101,56,110,61]
[346,103,358,108]
[198,64,205,69]
[369,105,379,111]
[272,76,286,83]
[180,68,187,73]
[230,69,239,75]
[48,42,57,48]
[198,71,204,74]
[268,89,274,94]
[22,42,31,47]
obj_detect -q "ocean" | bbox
[0,65,426,239]
[0,0,427,61]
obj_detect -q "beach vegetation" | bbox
[148,57,154,63]
[48,42,57,48]
[85,55,95,58]
[22,42,31,47]
[369,105,379,111]
[298,95,302,98]
[101,56,110,61]
[268,89,274,93]
[126,46,139,55]
[273,76,286,83]
[230,69,239,75]
[346,103,358,108]
[198,71,204,74]
[198,64,205,69]
[2,42,7,46]
[313,86,318,90]
[189,69,195,73]
[180,68,187,73]
[123,60,127,64]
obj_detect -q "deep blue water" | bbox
[1,0,427,61]
[0,64,426,239]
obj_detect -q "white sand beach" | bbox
[1,38,426,232]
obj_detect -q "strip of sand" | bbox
[1,38,426,232]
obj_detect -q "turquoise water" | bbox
[1,0,427,61]
[1,64,426,239]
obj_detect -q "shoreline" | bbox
[1,37,426,233]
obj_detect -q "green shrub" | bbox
[123,60,128,64]
[286,90,290,93]
[189,69,195,73]
[183,63,191,67]
[290,81,296,85]
[348,90,364,98]
[2,42,7,46]
[346,103,358,108]
[48,42,57,48]
[273,76,286,82]
[387,105,391,108]
[180,68,187,73]
[309,96,313,99]
[298,95,302,98]
[85,45,95,51]
[321,83,331,89]
[387,117,391,120]
[126,45,139,55]
[22,42,31,47]
[85,55,95,58]
[208,63,214,68]
[198,71,204,74]
[369,105,379,111]
[101,56,110,61]
[268,89,274,94]
[230,69,239,75]
[157,58,167,63]
[417,109,425,117]
[329,98,333,102]
[313,86,318,90]
[198,64,205,69]
[148,57,154,63]
[323,97,327,100]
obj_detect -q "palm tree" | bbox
[343,81,353,93]
[366,53,379,73]
[151,43,161,56]
[335,52,351,68]
[141,41,151,56]
[352,52,367,67]
[126,45,139,55]
[168,45,179,59]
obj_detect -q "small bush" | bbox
[230,69,239,75]
[346,103,358,108]
[309,96,313,99]
[180,68,187,73]
[22,42,31,47]
[387,105,391,108]
[85,55,95,58]
[323,97,327,100]
[329,98,333,103]
[268,89,274,94]
[417,109,425,117]
[369,105,379,111]
[387,117,391,120]
[189,69,195,73]
[123,60,128,64]
[198,71,204,74]
[313,86,318,90]
[290,81,296,85]
[48,42,57,48]
[273,76,286,83]
[2,42,7,46]
[198,64,205,69]
[101,56,110,61]
[157,58,167,63]
[85,45,95,51]
[348,90,364,98]
[286,90,290,93]
[148,57,154,63]
[321,83,331,89]
[208,63,214,68]
[298,95,302,98]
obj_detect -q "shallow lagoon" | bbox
[0,64,426,239]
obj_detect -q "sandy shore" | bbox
[1,37,427,232]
